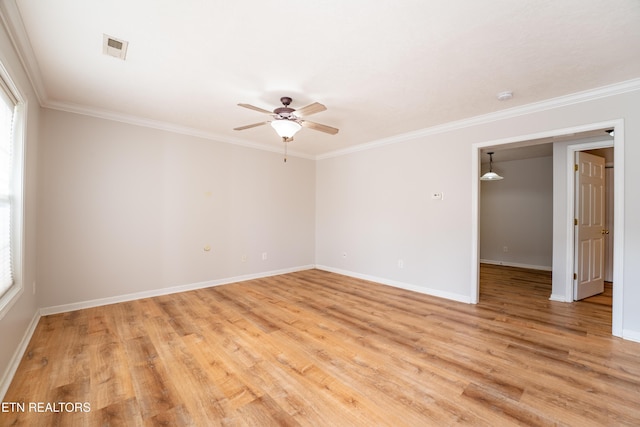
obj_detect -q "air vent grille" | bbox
[107,38,123,50]
[102,34,128,60]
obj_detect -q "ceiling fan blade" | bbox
[233,121,269,131]
[238,103,274,115]
[296,102,327,117]
[301,120,339,135]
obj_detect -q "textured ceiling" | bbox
[6,0,640,157]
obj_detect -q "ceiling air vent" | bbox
[102,34,128,60]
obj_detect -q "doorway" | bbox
[471,120,624,337]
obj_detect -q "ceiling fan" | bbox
[233,96,339,142]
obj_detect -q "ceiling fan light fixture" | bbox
[235,96,338,142]
[271,119,302,139]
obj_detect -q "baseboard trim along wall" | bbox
[480,259,552,272]
[549,294,572,303]
[0,310,41,400]
[40,265,316,316]
[622,329,640,344]
[315,265,472,304]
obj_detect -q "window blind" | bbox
[0,79,16,297]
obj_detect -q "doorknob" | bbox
[601,229,610,235]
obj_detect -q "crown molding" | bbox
[316,77,640,160]
[0,0,46,105]
[41,77,640,163]
[3,0,639,162]
[44,99,314,160]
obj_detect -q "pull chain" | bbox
[283,137,288,163]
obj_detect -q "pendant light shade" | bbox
[271,119,302,139]
[480,151,503,181]
[480,171,503,181]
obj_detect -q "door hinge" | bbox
[573,273,577,280]
[574,218,578,226]
[575,164,579,171]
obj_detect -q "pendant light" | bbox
[480,151,503,181]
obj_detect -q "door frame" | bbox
[471,119,624,337]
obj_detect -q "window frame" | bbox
[0,59,27,320]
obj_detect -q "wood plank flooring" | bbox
[2,265,640,426]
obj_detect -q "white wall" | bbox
[480,156,553,270]
[316,135,473,302]
[37,110,316,308]
[0,19,40,396]
[316,86,640,339]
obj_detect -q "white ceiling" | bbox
[6,0,640,157]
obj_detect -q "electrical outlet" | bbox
[241,254,247,263]
[398,259,404,269]
[503,246,509,252]
[262,252,268,261]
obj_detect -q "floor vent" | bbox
[102,34,128,60]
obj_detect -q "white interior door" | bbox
[574,151,605,300]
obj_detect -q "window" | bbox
[0,62,25,319]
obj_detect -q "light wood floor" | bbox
[3,266,639,426]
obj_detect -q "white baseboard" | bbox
[315,265,471,304]
[622,329,640,343]
[0,309,41,401]
[40,265,315,316]
[549,294,571,302]
[480,259,552,271]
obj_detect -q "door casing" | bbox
[471,119,624,337]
